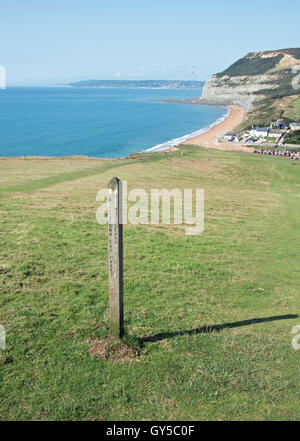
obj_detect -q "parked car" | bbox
[245,137,258,143]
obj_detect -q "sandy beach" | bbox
[182,104,252,151]
[164,104,252,153]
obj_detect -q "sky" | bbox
[1,0,300,86]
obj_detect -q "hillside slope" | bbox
[200,48,300,128]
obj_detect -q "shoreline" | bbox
[145,106,230,153]
[162,104,251,153]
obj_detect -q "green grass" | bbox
[0,146,299,420]
[284,130,300,145]
[292,98,300,119]
[216,53,283,77]
[285,97,300,121]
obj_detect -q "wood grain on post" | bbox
[108,177,124,338]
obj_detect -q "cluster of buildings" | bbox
[222,119,300,146]
[246,118,287,142]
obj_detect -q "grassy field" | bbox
[240,94,300,132]
[284,97,300,121]
[0,146,299,421]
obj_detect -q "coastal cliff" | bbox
[200,48,300,127]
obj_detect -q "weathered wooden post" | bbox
[108,177,124,339]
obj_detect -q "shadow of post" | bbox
[138,314,298,345]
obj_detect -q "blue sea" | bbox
[0,87,227,157]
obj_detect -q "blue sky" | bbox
[1,0,299,86]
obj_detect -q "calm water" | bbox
[0,87,227,157]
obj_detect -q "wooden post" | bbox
[108,177,124,338]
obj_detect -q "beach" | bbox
[180,104,252,152]
[162,104,251,153]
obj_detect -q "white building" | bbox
[223,133,235,141]
[268,129,282,139]
[250,127,269,138]
[290,123,300,131]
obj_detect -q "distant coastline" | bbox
[55,79,205,90]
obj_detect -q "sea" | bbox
[0,87,228,158]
